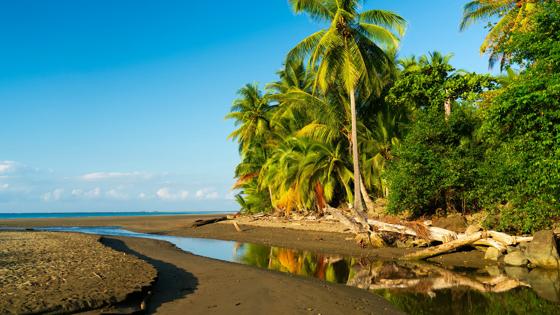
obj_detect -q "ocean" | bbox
[0,211,233,220]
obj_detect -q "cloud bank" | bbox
[0,160,236,212]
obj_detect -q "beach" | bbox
[0,214,405,314]
[0,231,156,314]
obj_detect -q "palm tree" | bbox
[287,0,406,211]
[260,137,353,214]
[226,83,277,154]
[460,0,540,68]
[227,84,278,213]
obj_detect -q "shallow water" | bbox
[31,226,560,315]
[0,211,232,220]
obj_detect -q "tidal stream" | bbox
[28,226,560,314]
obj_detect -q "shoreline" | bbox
[0,229,402,314]
[97,235,403,314]
[0,213,487,268]
[2,214,558,314]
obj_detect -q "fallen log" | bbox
[327,207,385,247]
[367,219,458,243]
[486,231,533,245]
[190,216,228,228]
[473,238,508,252]
[232,220,242,232]
[402,231,489,260]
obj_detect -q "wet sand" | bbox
[1,215,407,314]
[0,214,487,267]
[0,231,156,314]
[0,214,404,259]
[98,235,403,315]
[1,214,502,313]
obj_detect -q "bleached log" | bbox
[486,231,533,245]
[473,238,508,252]
[327,207,385,247]
[367,219,458,242]
[232,220,242,232]
[329,208,362,234]
[402,231,489,260]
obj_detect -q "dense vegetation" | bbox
[227,0,560,233]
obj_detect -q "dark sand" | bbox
[98,235,403,315]
[0,214,489,314]
[0,232,156,314]
[0,215,404,259]
[0,214,487,267]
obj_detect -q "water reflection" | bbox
[25,227,559,315]
[233,243,354,283]
[232,243,560,315]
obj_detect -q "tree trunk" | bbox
[402,231,489,260]
[444,98,452,120]
[360,174,374,212]
[350,88,363,212]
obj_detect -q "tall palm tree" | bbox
[460,0,540,68]
[287,0,406,211]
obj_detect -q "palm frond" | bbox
[359,9,407,36]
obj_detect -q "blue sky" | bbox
[0,0,494,213]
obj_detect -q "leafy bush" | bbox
[477,1,560,233]
[385,106,484,216]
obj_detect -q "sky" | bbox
[0,0,495,213]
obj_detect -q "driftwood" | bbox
[402,230,533,260]
[327,207,385,247]
[232,220,242,232]
[403,232,489,260]
[323,206,534,259]
[190,216,228,228]
[347,260,529,295]
[367,219,458,243]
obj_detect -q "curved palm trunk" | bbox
[360,173,374,212]
[350,88,364,211]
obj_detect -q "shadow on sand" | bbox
[100,237,199,314]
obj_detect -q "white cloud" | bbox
[156,187,190,201]
[195,188,219,200]
[43,188,64,202]
[71,187,101,199]
[0,161,21,175]
[81,171,152,181]
[106,188,128,200]
[0,162,14,174]
[0,183,9,190]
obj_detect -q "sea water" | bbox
[0,211,233,220]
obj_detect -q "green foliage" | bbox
[460,0,543,68]
[385,106,484,216]
[227,0,560,233]
[477,1,560,232]
[384,54,495,216]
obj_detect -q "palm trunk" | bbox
[360,174,373,212]
[350,88,363,211]
[444,98,451,121]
